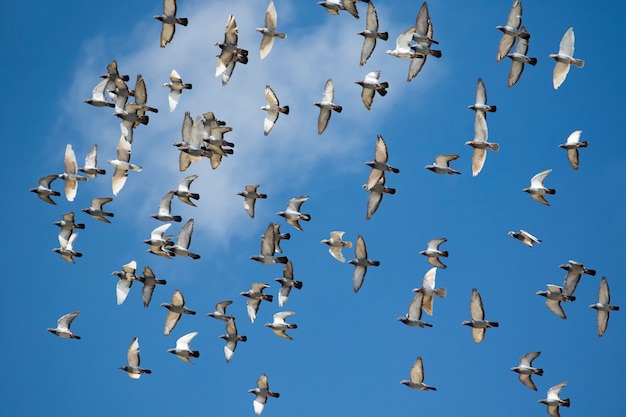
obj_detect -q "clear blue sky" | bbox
[4,1,625,416]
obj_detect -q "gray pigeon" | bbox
[119,337,151,379]
[240,283,273,323]
[250,223,289,265]
[219,317,247,362]
[238,185,267,218]
[274,261,303,307]
[364,135,399,191]
[425,154,461,175]
[261,85,289,136]
[173,174,200,207]
[52,232,82,264]
[355,71,388,110]
[398,291,432,328]
[161,289,196,336]
[315,79,342,134]
[153,0,188,48]
[166,218,200,259]
[589,276,619,337]
[137,266,167,307]
[47,311,81,339]
[536,284,574,320]
[496,0,529,62]
[78,144,106,178]
[357,1,388,66]
[508,229,541,247]
[400,356,437,391]
[419,238,448,269]
[277,196,311,231]
[348,235,380,293]
[539,382,570,417]
[364,173,396,220]
[111,260,139,305]
[58,144,87,202]
[561,259,596,298]
[30,175,61,205]
[163,69,192,112]
[248,373,280,416]
[151,191,182,222]
[468,78,497,115]
[507,26,537,87]
[265,311,298,340]
[82,197,114,223]
[207,300,234,322]
[462,288,499,343]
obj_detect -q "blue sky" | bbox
[4,0,626,415]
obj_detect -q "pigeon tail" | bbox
[545,189,556,195]
[281,106,290,115]
[189,193,200,200]
[264,295,274,302]
[240,335,248,342]
[276,256,289,264]
[429,49,442,58]
[190,350,200,358]
[578,141,589,148]
[439,250,449,257]
[300,214,311,221]
[280,233,290,240]
[561,399,571,407]
[368,260,381,266]
[436,288,447,298]
[488,143,500,151]
[189,252,201,260]
[268,392,280,398]
[378,32,389,40]
[390,167,400,173]
[528,57,538,66]
[177,18,189,26]
[534,368,544,376]
[386,187,397,194]
[293,280,303,289]
[487,105,497,112]
[332,105,343,113]
[610,306,620,311]
[172,215,183,222]
[276,32,287,39]
[583,268,596,276]
[487,321,499,327]
[572,59,584,68]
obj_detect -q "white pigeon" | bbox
[261,85,289,136]
[510,351,543,391]
[52,231,82,264]
[265,311,298,340]
[558,130,587,171]
[119,337,151,379]
[321,231,353,263]
[314,79,342,135]
[465,111,500,176]
[413,266,446,316]
[522,169,555,206]
[400,356,437,391]
[589,276,620,337]
[355,70,388,110]
[168,331,200,364]
[539,382,570,417]
[108,135,142,196]
[163,69,192,112]
[78,144,106,178]
[144,223,174,258]
[248,373,280,416]
[59,144,87,202]
[111,260,138,305]
[550,27,584,90]
[47,311,81,339]
[256,0,286,59]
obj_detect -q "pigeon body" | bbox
[154,0,188,48]
[413,266,446,316]
[355,71,388,110]
[462,288,499,343]
[425,154,461,175]
[30,175,61,205]
[161,289,196,336]
[539,382,570,417]
[82,197,114,223]
[248,373,280,416]
[550,27,584,89]
[277,196,311,231]
[558,130,587,170]
[315,79,342,134]
[508,229,541,247]
[47,311,81,339]
[465,111,500,176]
[536,284,574,320]
[256,0,286,59]
[419,238,448,269]
[265,311,298,340]
[348,235,380,293]
[400,356,437,391]
[321,231,353,263]
[398,291,432,328]
[522,169,555,206]
[511,351,543,390]
[261,85,289,135]
[238,185,267,218]
[167,218,200,259]
[357,1,388,66]
[163,69,192,112]
[168,331,200,364]
[589,277,619,337]
[240,283,273,323]
[274,261,302,307]
[219,317,247,362]
[119,337,151,379]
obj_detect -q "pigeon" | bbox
[385,26,422,67]
[348,235,380,293]
[144,223,175,259]
[462,288,499,343]
[30,175,61,205]
[419,238,448,269]
[265,311,298,340]
[539,382,570,417]
[522,169,555,206]
[220,317,247,362]
[550,27,584,90]
[256,0,286,59]
[82,197,114,223]
[277,196,311,231]
[175,113,209,172]
[168,331,200,364]
[47,311,81,339]
[163,69,192,112]
[318,0,369,19]
[207,300,234,322]
[364,173,396,220]
[357,1,388,66]
[425,154,461,175]
[413,266,446,316]
[110,76,132,115]
[59,144,87,202]
[119,337,151,379]
[153,0,188,48]
[130,75,158,129]
[100,60,130,85]
[468,78,497,115]
[54,212,85,248]
[355,70,388,110]
[536,284,574,320]
[83,78,114,108]
[173,174,200,207]
[400,356,437,391]
[250,223,289,265]
[248,373,280,416]
[111,260,139,305]
[240,283,273,323]
[315,79,342,134]
[508,229,541,247]
[167,218,201,259]
[215,14,248,81]
[321,231,353,263]
[496,0,529,62]
[161,289,196,336]
[365,135,399,190]
[561,259,596,298]
[78,144,106,178]
[137,266,167,308]
[398,291,433,328]
[507,26,537,87]
[511,351,543,391]
[407,2,442,81]
[151,191,182,222]
[115,102,149,140]
[465,111,500,176]
[261,85,289,135]
[274,261,303,307]
[108,135,142,196]
[238,185,267,218]
[52,232,82,264]
[558,130,587,171]
[590,277,620,337]
[270,223,290,254]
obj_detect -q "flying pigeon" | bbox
[274,261,303,307]
[462,288,499,343]
[364,173,396,220]
[400,356,437,391]
[161,289,196,336]
[425,154,461,175]
[365,135,399,190]
[558,130,587,170]
[54,212,85,249]
[52,232,82,264]
[240,283,273,323]
[507,26,537,87]
[220,317,247,362]
[256,0,286,59]
[151,191,182,222]
[248,373,280,416]
[589,277,620,337]
[111,260,139,305]
[82,197,114,223]
[108,135,142,196]
[168,331,200,364]
[265,311,298,340]
[561,259,596,298]
[407,2,442,81]
[270,223,290,254]
[175,112,209,172]
[357,1,388,66]
[153,0,188,48]
[132,74,158,120]
[419,238,448,269]
[173,174,200,207]
[277,195,311,231]
[318,0,369,19]
[522,169,555,206]
[465,111,500,176]
[47,311,81,339]
[321,231,353,263]
[119,337,151,379]
[238,185,267,218]
[261,85,289,135]
[496,0,529,62]
[59,144,87,202]
[398,291,433,328]
[413,266,446,316]
[550,27,584,90]
[539,382,570,417]
[536,284,574,320]
[215,14,248,83]
[109,76,132,115]
[511,351,543,391]
[137,266,167,308]
[163,69,192,112]
[144,223,174,258]
[348,235,380,293]
[355,70,388,110]
[207,300,234,322]
[30,175,61,205]
[468,78,497,115]
[83,78,114,108]
[167,218,200,259]
[508,229,541,247]
[78,144,106,178]
[250,223,289,265]
[385,27,424,81]
[315,79,342,134]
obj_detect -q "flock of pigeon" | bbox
[29,1,618,416]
